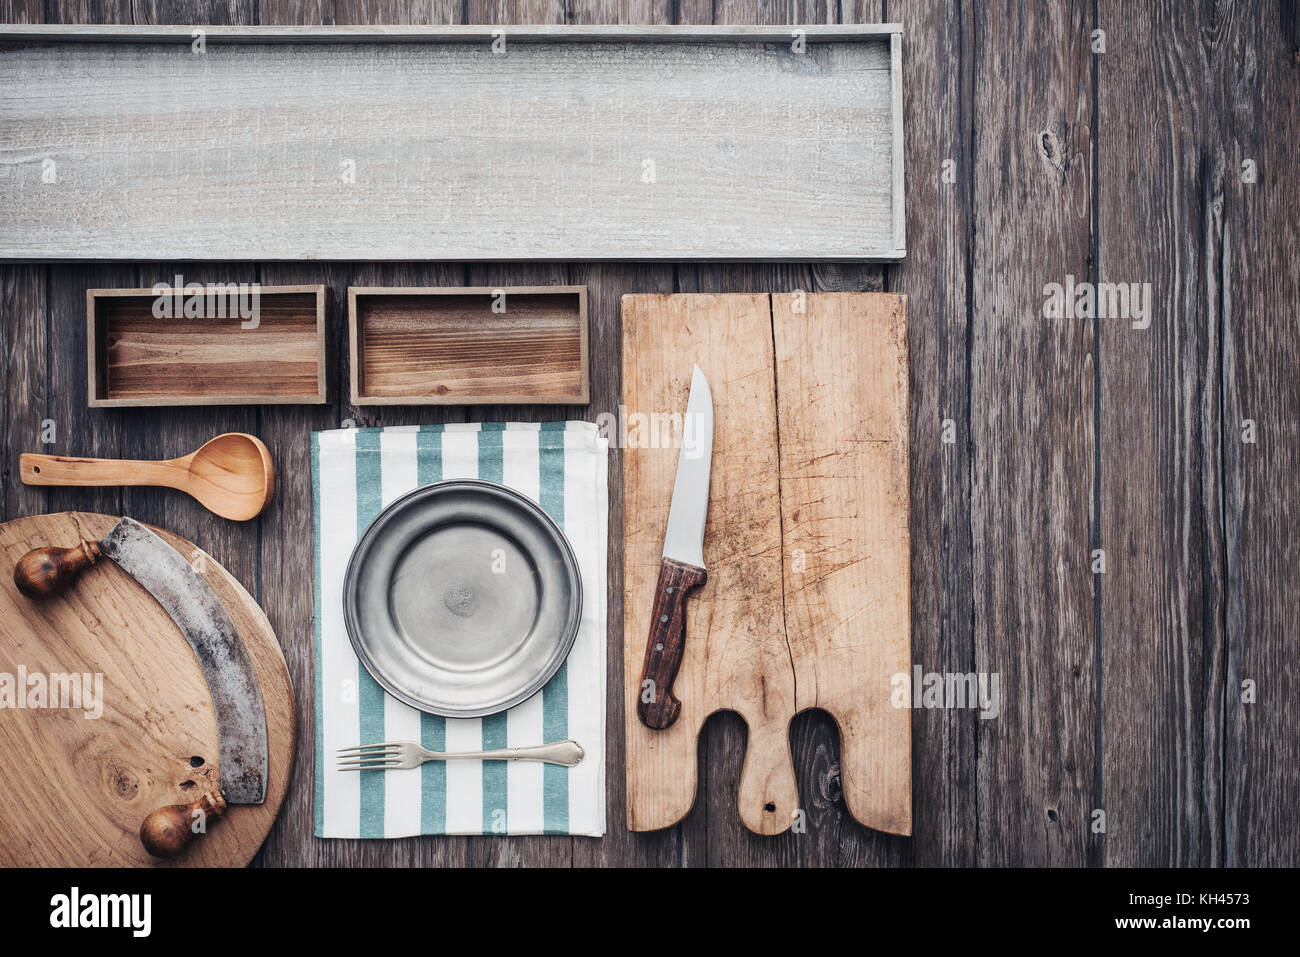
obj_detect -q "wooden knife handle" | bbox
[13,541,101,600]
[636,558,707,730]
[140,792,227,858]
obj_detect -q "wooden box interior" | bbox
[88,286,326,406]
[350,286,588,405]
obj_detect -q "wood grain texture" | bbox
[0,0,1295,868]
[87,286,326,406]
[1096,0,1224,867]
[623,293,792,835]
[0,29,902,261]
[884,0,975,867]
[0,264,46,524]
[0,511,294,868]
[349,286,587,404]
[623,292,911,837]
[773,291,911,836]
[1221,1,1300,868]
[969,0,1097,866]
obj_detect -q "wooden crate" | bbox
[349,286,589,406]
[87,285,327,407]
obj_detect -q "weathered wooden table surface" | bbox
[1,0,1295,867]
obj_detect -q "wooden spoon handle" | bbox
[20,453,182,488]
[140,792,226,858]
[13,541,101,600]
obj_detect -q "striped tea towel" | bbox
[311,422,607,837]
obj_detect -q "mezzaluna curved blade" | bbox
[100,517,268,804]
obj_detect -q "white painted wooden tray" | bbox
[0,24,905,262]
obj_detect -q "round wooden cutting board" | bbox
[0,512,295,867]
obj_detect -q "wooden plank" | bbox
[883,0,976,867]
[969,0,1097,866]
[1096,0,1224,867]
[0,28,902,262]
[1222,0,1300,868]
[0,0,39,24]
[0,264,46,523]
[622,293,793,836]
[772,292,911,837]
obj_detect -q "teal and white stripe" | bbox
[312,422,608,837]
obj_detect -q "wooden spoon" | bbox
[20,433,275,521]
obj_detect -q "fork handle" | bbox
[422,740,585,767]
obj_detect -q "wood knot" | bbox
[818,755,843,804]
[108,763,138,798]
[1037,129,1068,177]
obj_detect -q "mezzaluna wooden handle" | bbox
[140,791,227,858]
[13,541,101,600]
[636,558,707,730]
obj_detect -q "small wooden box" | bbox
[87,284,327,407]
[348,286,589,406]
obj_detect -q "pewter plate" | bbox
[343,480,582,718]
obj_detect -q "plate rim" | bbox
[341,478,583,718]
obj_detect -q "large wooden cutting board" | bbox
[0,512,295,867]
[623,293,910,835]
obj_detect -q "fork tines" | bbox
[336,742,402,771]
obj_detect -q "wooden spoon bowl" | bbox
[181,433,276,521]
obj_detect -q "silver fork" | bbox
[337,739,585,771]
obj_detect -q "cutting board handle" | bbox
[636,558,707,730]
[13,541,101,599]
[140,792,227,858]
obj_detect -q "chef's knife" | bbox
[636,365,713,730]
[13,516,269,858]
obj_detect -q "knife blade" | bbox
[636,365,713,730]
[13,516,269,858]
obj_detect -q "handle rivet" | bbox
[659,614,668,623]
